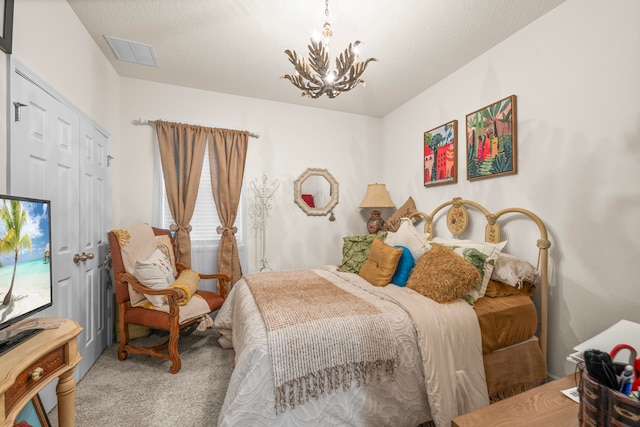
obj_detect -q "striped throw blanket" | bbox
[245,270,397,414]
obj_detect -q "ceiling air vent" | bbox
[104,35,159,67]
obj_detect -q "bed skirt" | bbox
[483,337,547,402]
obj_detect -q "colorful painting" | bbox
[14,395,51,427]
[466,95,517,180]
[424,120,457,187]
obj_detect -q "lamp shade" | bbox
[359,184,395,209]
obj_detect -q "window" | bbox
[158,144,245,278]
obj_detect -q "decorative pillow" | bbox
[491,253,538,288]
[431,237,506,301]
[484,279,536,298]
[135,248,175,307]
[391,246,414,286]
[385,218,431,262]
[155,234,178,276]
[383,196,417,232]
[406,245,480,303]
[170,269,200,304]
[337,233,387,274]
[358,239,403,287]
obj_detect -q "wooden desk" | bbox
[0,318,82,427]
[452,375,579,427]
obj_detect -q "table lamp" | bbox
[359,184,395,234]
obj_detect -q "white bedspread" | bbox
[214,266,488,427]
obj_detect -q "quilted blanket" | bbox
[214,266,489,427]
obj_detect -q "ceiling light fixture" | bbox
[282,0,377,99]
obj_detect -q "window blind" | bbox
[161,145,243,244]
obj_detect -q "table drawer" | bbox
[4,346,66,413]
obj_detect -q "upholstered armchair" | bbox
[108,225,229,374]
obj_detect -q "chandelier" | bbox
[282,0,377,99]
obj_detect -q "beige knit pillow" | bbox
[406,245,480,303]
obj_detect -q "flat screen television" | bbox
[0,194,53,354]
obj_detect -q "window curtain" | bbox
[206,128,249,285]
[156,120,206,267]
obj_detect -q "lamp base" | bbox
[367,210,385,234]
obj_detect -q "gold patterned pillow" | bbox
[358,239,403,286]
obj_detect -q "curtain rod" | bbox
[133,118,259,139]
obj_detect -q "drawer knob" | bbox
[30,367,44,381]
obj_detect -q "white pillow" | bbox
[492,253,538,288]
[135,248,175,307]
[431,237,506,301]
[385,218,431,262]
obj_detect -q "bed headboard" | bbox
[408,197,551,361]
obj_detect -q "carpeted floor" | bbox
[48,328,234,427]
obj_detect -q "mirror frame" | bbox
[293,168,339,216]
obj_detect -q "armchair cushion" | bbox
[128,294,212,325]
[135,248,174,307]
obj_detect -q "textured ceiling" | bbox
[67,0,566,118]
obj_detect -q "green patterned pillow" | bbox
[337,233,387,273]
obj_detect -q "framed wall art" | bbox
[424,120,457,187]
[14,394,51,427]
[466,95,517,181]
[0,0,13,54]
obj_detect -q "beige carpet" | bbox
[48,328,234,427]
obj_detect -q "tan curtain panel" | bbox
[156,120,207,267]
[207,128,249,285]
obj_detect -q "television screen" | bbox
[0,194,53,352]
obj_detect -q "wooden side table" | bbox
[452,375,580,427]
[0,318,82,427]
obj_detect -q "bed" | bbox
[213,197,551,427]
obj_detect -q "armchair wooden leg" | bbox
[118,303,129,361]
[168,329,181,374]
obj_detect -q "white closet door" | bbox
[77,120,111,376]
[9,62,112,407]
[10,70,81,328]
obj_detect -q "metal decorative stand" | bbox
[249,175,279,271]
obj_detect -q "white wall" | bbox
[381,0,640,378]
[11,0,119,139]
[116,78,382,272]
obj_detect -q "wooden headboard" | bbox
[408,197,551,361]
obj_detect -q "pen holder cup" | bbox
[579,367,640,427]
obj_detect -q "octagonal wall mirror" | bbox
[294,168,339,217]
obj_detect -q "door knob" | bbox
[73,252,95,263]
